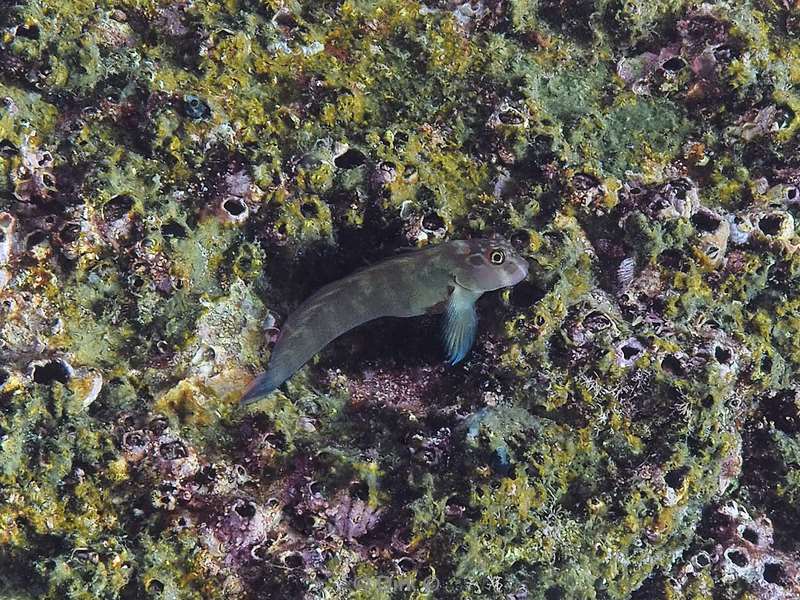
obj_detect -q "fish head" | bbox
[451,237,529,292]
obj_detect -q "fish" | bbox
[240,237,530,405]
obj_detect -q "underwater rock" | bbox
[2,0,800,598]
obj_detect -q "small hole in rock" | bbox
[223,198,246,217]
[300,202,318,218]
[665,466,689,489]
[714,346,732,364]
[661,354,685,377]
[691,211,721,233]
[510,229,530,249]
[159,440,187,460]
[161,221,187,238]
[545,586,565,600]
[149,415,169,434]
[147,579,164,593]
[122,430,147,449]
[763,562,786,585]
[422,212,445,231]
[659,248,686,270]
[59,223,81,243]
[25,230,48,249]
[252,542,271,561]
[16,24,40,39]
[392,131,409,148]
[786,186,798,202]
[742,527,759,545]
[105,195,134,221]
[283,552,304,569]
[235,501,256,519]
[183,95,210,119]
[509,281,544,308]
[350,481,370,501]
[0,140,18,156]
[726,549,749,568]
[621,345,640,360]
[397,557,415,573]
[662,56,686,72]
[32,360,71,385]
[334,148,366,169]
[498,108,524,125]
[759,214,784,236]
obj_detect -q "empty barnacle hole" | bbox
[691,210,723,234]
[122,429,148,450]
[773,104,795,130]
[725,547,749,568]
[616,339,644,365]
[300,201,318,218]
[15,23,40,39]
[159,439,188,460]
[146,579,164,593]
[571,172,600,192]
[195,464,218,486]
[785,186,799,203]
[510,229,530,249]
[280,551,304,569]
[104,194,134,221]
[714,345,733,365]
[509,281,545,308]
[757,212,789,237]
[31,359,73,385]
[660,354,686,377]
[233,499,257,519]
[763,562,787,586]
[0,139,18,157]
[251,541,272,562]
[620,344,640,360]
[692,551,711,569]
[741,526,759,545]
[421,211,445,233]
[221,197,248,221]
[58,222,81,244]
[662,56,686,72]
[396,556,416,573]
[334,148,366,169]
[148,414,170,434]
[24,230,49,251]
[664,466,689,490]
[658,248,687,271]
[160,220,187,238]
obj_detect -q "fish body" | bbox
[240,238,529,405]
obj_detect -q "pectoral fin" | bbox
[442,284,482,365]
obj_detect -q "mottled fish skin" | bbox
[240,238,529,405]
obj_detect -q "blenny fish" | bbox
[240,237,529,405]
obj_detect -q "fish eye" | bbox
[489,249,505,265]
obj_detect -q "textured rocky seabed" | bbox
[2,0,800,598]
